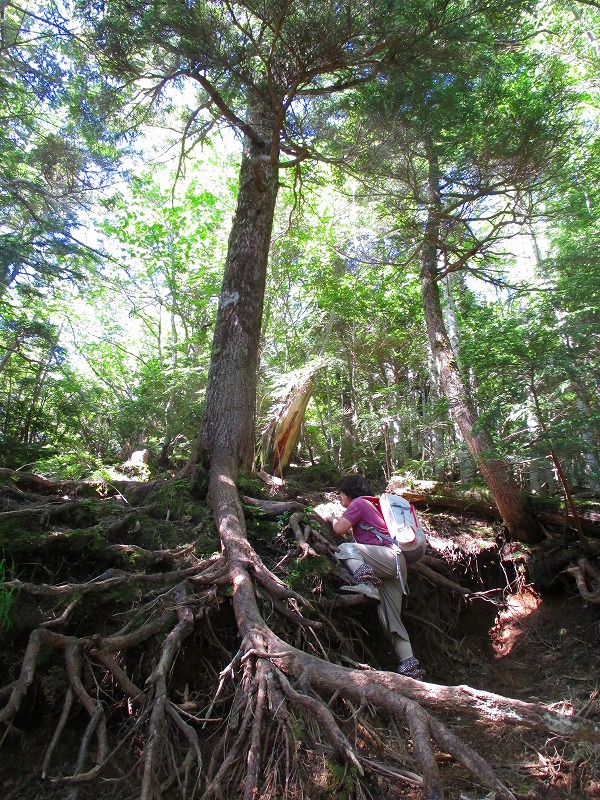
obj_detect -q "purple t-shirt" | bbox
[341,496,393,547]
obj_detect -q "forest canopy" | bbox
[0,0,596,499]
[0,1,597,497]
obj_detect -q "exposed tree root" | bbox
[566,557,600,603]
[1,465,600,799]
[141,582,197,800]
[0,547,226,794]
[410,559,471,596]
[4,556,224,599]
[287,511,319,559]
[204,455,600,800]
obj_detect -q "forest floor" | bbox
[391,505,600,800]
[309,489,600,799]
[449,586,600,800]
[0,472,599,799]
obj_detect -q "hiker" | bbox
[326,474,425,680]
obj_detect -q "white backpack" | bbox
[361,493,427,564]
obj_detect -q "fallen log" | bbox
[537,508,600,536]
[240,495,305,516]
[402,488,498,517]
[0,468,161,504]
[401,487,600,536]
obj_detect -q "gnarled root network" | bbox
[2,464,600,800]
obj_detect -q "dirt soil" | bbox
[412,508,600,800]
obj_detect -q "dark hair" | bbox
[338,474,372,499]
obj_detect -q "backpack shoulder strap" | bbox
[356,496,396,545]
[356,521,396,546]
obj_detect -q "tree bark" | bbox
[198,99,280,473]
[19,330,60,445]
[420,137,540,543]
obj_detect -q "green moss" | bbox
[579,499,600,510]
[40,665,68,707]
[246,517,280,544]
[35,645,55,669]
[134,516,183,550]
[291,463,340,490]
[320,760,358,800]
[530,493,563,511]
[194,533,220,557]
[56,527,106,553]
[190,504,216,530]
[0,557,15,632]
[287,555,331,593]
[0,526,107,560]
[0,525,42,549]
[290,717,305,741]
[151,478,199,519]
[111,584,141,604]
[237,472,266,499]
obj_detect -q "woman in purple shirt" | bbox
[328,475,424,680]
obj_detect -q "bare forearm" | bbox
[326,515,352,536]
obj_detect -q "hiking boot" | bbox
[339,583,381,601]
[352,562,382,587]
[396,656,425,680]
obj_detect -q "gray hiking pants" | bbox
[335,541,412,658]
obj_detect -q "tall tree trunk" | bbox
[420,137,540,543]
[439,276,477,481]
[19,330,61,445]
[0,332,22,373]
[441,274,460,360]
[198,101,280,474]
[159,260,180,468]
[427,346,446,482]
[528,228,600,485]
